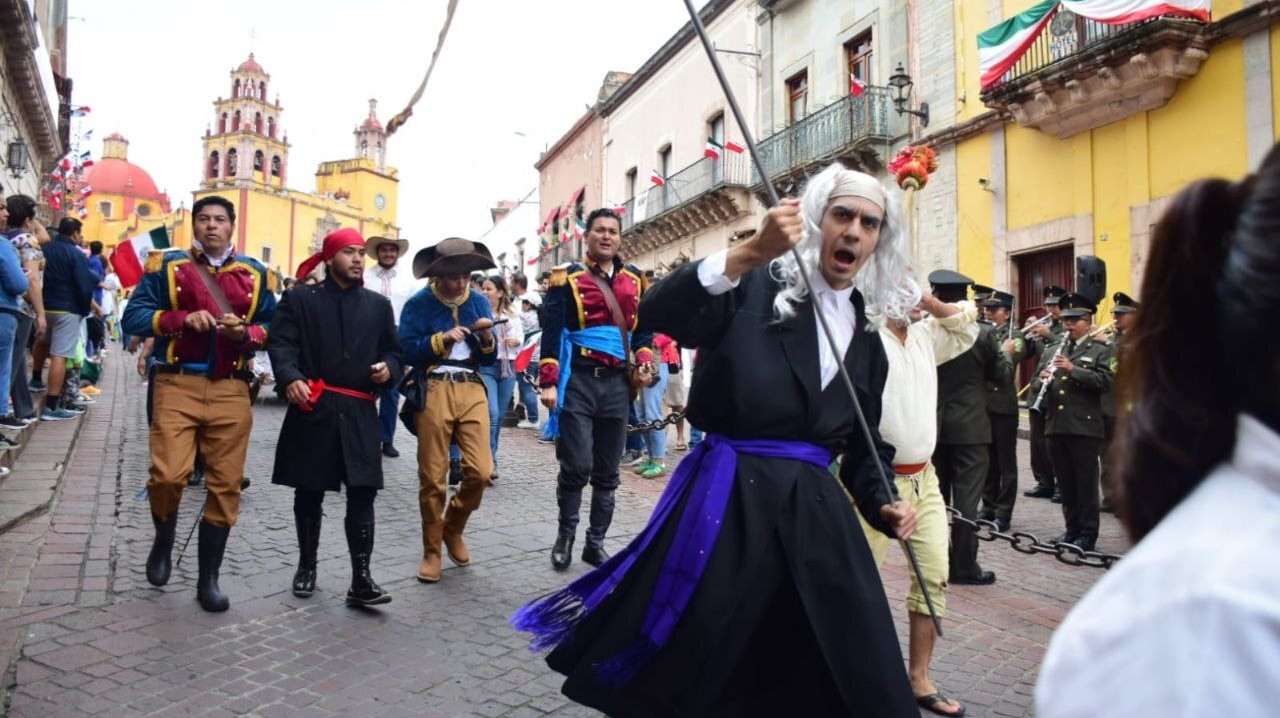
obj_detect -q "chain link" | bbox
[627,411,687,435]
[946,507,1124,569]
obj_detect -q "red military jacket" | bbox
[121,248,276,379]
[538,257,654,387]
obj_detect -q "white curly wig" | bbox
[768,162,920,325]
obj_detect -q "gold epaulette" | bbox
[144,251,166,274]
[267,271,281,294]
[549,265,569,288]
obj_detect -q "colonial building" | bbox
[193,55,400,278]
[79,133,192,249]
[1,0,71,211]
[935,0,1263,326]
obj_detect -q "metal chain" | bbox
[627,411,687,435]
[946,507,1124,569]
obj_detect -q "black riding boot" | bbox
[345,519,391,606]
[196,522,231,612]
[551,486,581,570]
[146,512,178,586]
[582,488,615,567]
[292,504,322,597]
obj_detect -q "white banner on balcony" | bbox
[978,0,1211,90]
[633,192,649,224]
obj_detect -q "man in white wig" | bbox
[518,163,924,717]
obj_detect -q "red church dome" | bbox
[83,157,170,211]
[237,53,264,74]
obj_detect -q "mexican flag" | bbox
[1062,0,1210,24]
[111,226,170,288]
[849,73,866,98]
[724,140,745,154]
[649,170,665,187]
[978,0,1058,89]
[704,137,723,160]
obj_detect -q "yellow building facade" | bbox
[941,0,1269,320]
[193,55,399,278]
[79,133,192,251]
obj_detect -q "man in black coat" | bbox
[268,229,403,607]
[930,270,1008,585]
[520,164,920,717]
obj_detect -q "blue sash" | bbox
[543,325,627,439]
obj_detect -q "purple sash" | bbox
[510,434,832,686]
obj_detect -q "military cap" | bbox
[928,269,974,289]
[1043,284,1067,306]
[1112,291,1140,314]
[1058,291,1096,318]
[983,290,1015,309]
[972,283,996,302]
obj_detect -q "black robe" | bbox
[545,261,917,717]
[268,279,403,491]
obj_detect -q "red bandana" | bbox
[296,228,366,280]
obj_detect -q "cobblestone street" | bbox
[0,353,1126,717]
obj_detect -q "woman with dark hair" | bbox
[1036,146,1280,716]
[479,274,523,482]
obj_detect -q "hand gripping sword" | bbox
[681,0,944,637]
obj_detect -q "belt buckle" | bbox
[591,366,608,378]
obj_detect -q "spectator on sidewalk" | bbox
[0,196,31,458]
[362,235,412,458]
[515,292,542,429]
[479,274,523,482]
[86,241,106,359]
[3,195,45,426]
[654,332,687,450]
[39,218,100,421]
[633,333,670,479]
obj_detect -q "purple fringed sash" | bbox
[510,434,832,686]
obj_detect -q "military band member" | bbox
[930,270,1008,585]
[1023,284,1067,501]
[1098,291,1139,512]
[121,196,276,612]
[981,290,1025,532]
[398,238,498,584]
[1037,292,1113,551]
[540,208,655,570]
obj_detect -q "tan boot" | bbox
[442,510,471,566]
[417,523,443,583]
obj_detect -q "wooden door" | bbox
[1014,246,1075,386]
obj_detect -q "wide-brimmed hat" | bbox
[412,237,496,279]
[365,235,409,259]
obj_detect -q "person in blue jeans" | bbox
[479,275,524,481]
[0,211,31,460]
[633,362,668,478]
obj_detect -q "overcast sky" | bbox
[66,0,693,259]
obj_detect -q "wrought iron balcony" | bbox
[981,13,1209,138]
[619,153,752,233]
[752,87,893,184]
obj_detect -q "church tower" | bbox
[353,99,386,169]
[200,53,290,189]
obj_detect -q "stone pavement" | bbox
[0,351,1127,717]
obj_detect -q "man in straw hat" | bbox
[398,238,497,583]
[363,235,412,458]
[269,228,403,607]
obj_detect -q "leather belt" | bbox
[893,461,929,476]
[428,371,483,385]
[152,364,246,381]
[571,361,625,378]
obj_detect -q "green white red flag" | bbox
[111,226,171,288]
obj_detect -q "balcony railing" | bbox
[619,152,752,232]
[753,86,892,183]
[991,12,1169,89]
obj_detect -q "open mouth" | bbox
[832,248,857,270]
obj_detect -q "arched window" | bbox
[226,148,238,177]
[218,113,227,134]
[232,110,241,131]
[271,155,281,178]
[233,79,240,98]
[208,151,220,180]
[360,140,368,158]
[254,112,262,134]
[267,116,275,138]
[253,150,264,172]
[136,204,152,217]
[259,81,266,101]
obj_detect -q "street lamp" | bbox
[888,62,929,127]
[5,139,28,179]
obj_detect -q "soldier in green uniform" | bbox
[1023,285,1067,502]
[1035,292,1112,551]
[980,290,1024,532]
[930,270,1008,585]
[1098,291,1139,512]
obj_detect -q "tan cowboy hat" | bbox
[412,237,497,279]
[364,235,409,259]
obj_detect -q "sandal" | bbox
[915,692,965,717]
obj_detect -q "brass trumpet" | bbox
[1020,314,1053,339]
[1087,320,1116,340]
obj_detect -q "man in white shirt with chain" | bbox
[363,236,413,458]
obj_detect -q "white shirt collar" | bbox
[810,270,855,307]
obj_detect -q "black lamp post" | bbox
[5,139,28,179]
[888,62,929,127]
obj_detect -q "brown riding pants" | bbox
[148,373,252,527]
[415,377,492,542]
